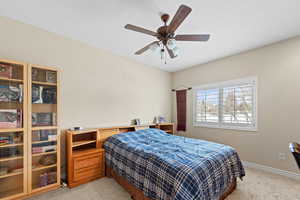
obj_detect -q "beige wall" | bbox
[172,36,300,173]
[0,16,172,175]
[0,16,171,127]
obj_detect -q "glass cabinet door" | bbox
[0,60,27,199]
[29,66,60,192]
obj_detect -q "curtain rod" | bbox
[171,87,192,92]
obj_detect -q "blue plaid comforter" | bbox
[104,129,245,200]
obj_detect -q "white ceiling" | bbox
[1,0,300,72]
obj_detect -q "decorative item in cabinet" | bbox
[0,61,23,80]
[45,71,57,83]
[0,64,12,79]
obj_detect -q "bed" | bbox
[104,128,245,200]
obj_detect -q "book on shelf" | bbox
[33,130,57,142]
[32,85,43,103]
[32,145,56,154]
[0,85,23,103]
[42,87,56,104]
[0,167,9,176]
[0,166,23,176]
[0,133,22,145]
[39,171,57,187]
[0,135,14,145]
[0,147,21,158]
[0,64,12,79]
[32,112,56,126]
[0,109,22,128]
[32,85,56,104]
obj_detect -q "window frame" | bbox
[193,77,258,131]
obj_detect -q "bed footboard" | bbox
[106,166,237,200]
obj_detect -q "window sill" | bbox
[193,123,257,132]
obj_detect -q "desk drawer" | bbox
[73,152,103,170]
[73,167,102,182]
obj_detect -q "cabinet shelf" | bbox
[0,171,23,179]
[0,143,23,148]
[32,81,57,86]
[31,183,59,193]
[72,129,98,135]
[32,151,57,157]
[0,77,23,83]
[32,164,57,172]
[72,140,96,148]
[0,128,23,133]
[0,156,23,162]
[32,126,57,131]
[32,140,56,144]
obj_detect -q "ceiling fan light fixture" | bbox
[166,39,177,50]
[160,48,165,60]
[150,42,160,52]
[172,46,180,56]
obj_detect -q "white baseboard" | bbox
[242,160,300,181]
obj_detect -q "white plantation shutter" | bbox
[193,77,257,131]
[222,84,254,125]
[195,88,219,123]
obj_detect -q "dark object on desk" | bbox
[289,142,300,169]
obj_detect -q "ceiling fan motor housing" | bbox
[157,26,174,44]
[161,14,170,24]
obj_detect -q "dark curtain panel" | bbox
[176,89,187,131]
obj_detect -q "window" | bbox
[193,77,257,131]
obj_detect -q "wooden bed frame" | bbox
[106,166,237,200]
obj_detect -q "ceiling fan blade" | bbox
[135,41,158,55]
[175,34,210,41]
[125,24,158,37]
[166,47,177,59]
[167,5,192,34]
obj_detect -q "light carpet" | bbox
[28,167,300,200]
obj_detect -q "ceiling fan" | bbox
[124,4,210,62]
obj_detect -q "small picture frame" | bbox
[32,68,38,81]
[46,71,57,83]
[132,118,141,125]
[0,64,12,79]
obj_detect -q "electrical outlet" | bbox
[278,152,286,160]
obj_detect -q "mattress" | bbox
[104,128,245,200]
